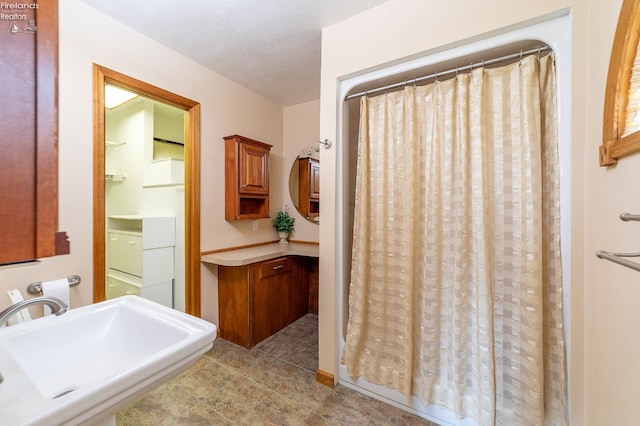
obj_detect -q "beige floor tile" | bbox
[117,314,431,426]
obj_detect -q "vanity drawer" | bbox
[258,257,291,279]
[109,231,143,276]
[106,271,141,299]
[108,231,174,283]
[107,269,173,308]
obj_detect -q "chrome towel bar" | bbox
[596,251,640,273]
[597,212,640,272]
[620,212,640,221]
[27,275,81,295]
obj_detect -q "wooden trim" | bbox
[54,232,70,255]
[316,370,335,388]
[185,103,202,317]
[92,65,106,303]
[201,240,319,256]
[600,0,640,166]
[287,240,320,246]
[201,240,280,256]
[35,1,60,258]
[92,65,202,316]
[223,134,273,150]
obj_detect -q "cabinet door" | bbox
[253,258,290,344]
[218,266,251,347]
[285,257,311,324]
[0,1,64,264]
[309,159,320,200]
[238,142,269,195]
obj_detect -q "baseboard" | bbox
[316,369,335,388]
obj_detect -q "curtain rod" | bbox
[344,45,551,101]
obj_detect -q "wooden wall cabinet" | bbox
[218,256,313,348]
[224,135,272,220]
[298,158,320,219]
[0,1,68,265]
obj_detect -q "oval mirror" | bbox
[289,142,320,224]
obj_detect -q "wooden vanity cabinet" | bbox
[218,256,311,348]
[298,158,320,219]
[223,135,272,220]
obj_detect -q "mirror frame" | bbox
[600,0,640,166]
[289,142,320,223]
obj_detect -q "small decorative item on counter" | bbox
[272,207,295,243]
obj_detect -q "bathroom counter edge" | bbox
[201,242,319,266]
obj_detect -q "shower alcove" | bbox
[334,12,572,425]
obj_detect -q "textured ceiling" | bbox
[81,0,388,106]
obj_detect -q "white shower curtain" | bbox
[342,54,566,425]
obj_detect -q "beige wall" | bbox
[0,0,284,322]
[584,0,640,425]
[283,100,321,243]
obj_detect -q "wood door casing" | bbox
[92,65,202,316]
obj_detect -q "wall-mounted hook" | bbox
[318,139,332,149]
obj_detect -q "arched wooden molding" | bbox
[601,0,640,166]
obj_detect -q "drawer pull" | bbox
[127,241,137,245]
[272,265,284,270]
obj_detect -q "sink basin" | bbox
[0,295,216,425]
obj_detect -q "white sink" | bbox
[0,295,216,425]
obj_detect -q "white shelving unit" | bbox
[107,216,175,307]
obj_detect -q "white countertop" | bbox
[201,242,319,267]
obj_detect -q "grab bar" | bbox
[26,275,81,295]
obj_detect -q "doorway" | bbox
[92,65,202,316]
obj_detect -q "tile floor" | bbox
[117,314,433,425]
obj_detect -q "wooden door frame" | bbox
[92,64,201,316]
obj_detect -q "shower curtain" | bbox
[342,54,566,425]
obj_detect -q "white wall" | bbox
[0,0,283,323]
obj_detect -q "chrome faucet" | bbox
[0,296,68,326]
